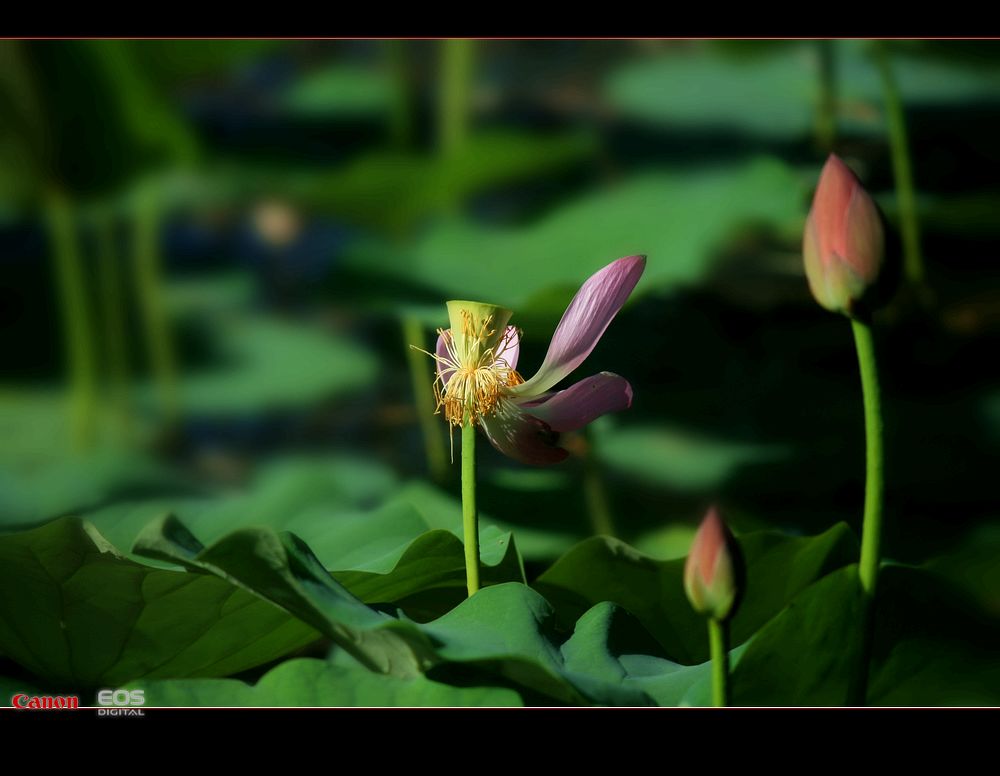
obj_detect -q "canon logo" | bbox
[11,694,80,710]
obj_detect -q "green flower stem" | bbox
[873,41,929,298]
[850,316,884,705]
[438,38,474,157]
[403,315,448,482]
[96,208,133,443]
[46,188,98,451]
[133,182,180,427]
[709,618,729,707]
[461,422,480,597]
[851,316,884,599]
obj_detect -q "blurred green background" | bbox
[1,38,999,623]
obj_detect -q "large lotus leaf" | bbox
[557,601,751,707]
[924,522,1000,620]
[0,505,524,693]
[131,516,440,677]
[130,516,659,704]
[135,502,525,620]
[79,453,397,559]
[535,522,858,663]
[6,512,979,706]
[138,599,734,708]
[0,671,40,705]
[83,473,525,620]
[680,562,1000,706]
[719,565,866,706]
[0,518,319,689]
[867,564,1000,706]
[135,657,523,707]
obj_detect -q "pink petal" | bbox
[435,332,455,386]
[480,400,569,466]
[493,325,520,372]
[513,255,645,399]
[811,154,856,262]
[844,185,884,282]
[521,372,632,433]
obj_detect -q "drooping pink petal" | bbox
[512,255,645,399]
[435,331,455,386]
[479,399,568,466]
[520,372,632,433]
[493,325,520,372]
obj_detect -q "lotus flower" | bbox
[425,255,646,465]
[684,506,744,622]
[803,154,886,316]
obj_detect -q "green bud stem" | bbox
[709,618,729,707]
[851,315,885,705]
[852,317,884,599]
[461,421,480,597]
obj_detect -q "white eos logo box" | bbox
[96,689,146,716]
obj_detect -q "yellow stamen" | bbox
[410,317,523,429]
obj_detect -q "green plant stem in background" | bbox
[403,316,448,482]
[873,41,929,299]
[852,317,884,598]
[815,39,838,152]
[438,39,475,156]
[583,430,616,538]
[709,618,729,707]
[133,182,180,427]
[96,208,133,443]
[384,39,414,150]
[461,422,481,597]
[46,188,98,451]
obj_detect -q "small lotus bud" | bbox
[803,154,886,317]
[684,507,744,622]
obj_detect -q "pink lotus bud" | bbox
[684,507,744,621]
[803,154,886,316]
